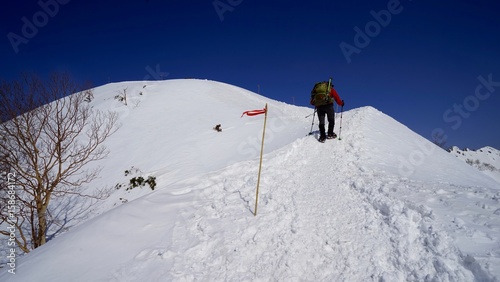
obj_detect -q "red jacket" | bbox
[330,88,344,106]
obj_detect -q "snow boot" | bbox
[319,124,326,143]
[327,123,336,139]
[327,133,337,139]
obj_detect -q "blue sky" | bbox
[1,0,500,150]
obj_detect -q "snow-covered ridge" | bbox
[449,145,500,183]
[1,79,499,281]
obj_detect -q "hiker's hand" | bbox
[341,100,345,107]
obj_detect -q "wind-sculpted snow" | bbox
[1,80,499,281]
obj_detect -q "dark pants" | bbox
[316,103,335,137]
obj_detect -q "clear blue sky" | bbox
[2,0,499,150]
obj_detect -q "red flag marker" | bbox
[241,104,268,216]
[241,108,266,117]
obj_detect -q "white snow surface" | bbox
[1,79,499,281]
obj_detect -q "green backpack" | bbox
[310,79,332,106]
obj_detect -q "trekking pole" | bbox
[338,105,344,140]
[308,107,317,135]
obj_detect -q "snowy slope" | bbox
[449,146,500,184]
[64,79,312,214]
[1,80,499,281]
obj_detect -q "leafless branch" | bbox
[0,73,119,252]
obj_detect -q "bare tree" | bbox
[0,73,119,252]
